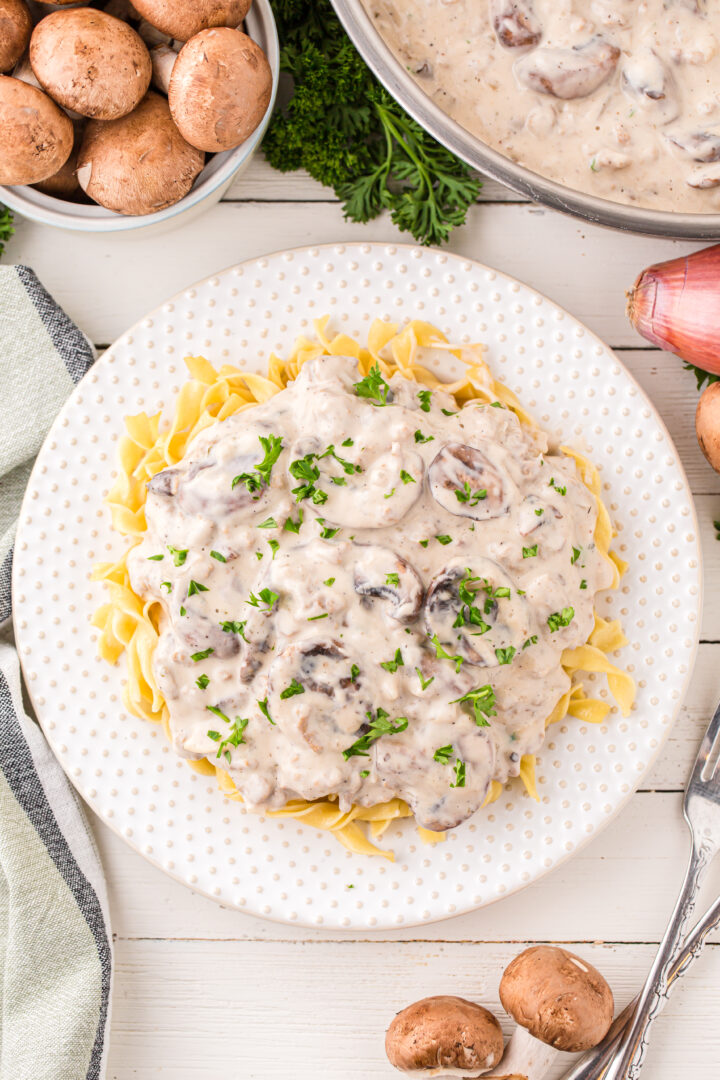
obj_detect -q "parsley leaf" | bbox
[450,759,466,788]
[418,390,432,412]
[257,698,275,725]
[342,707,408,760]
[571,546,582,565]
[450,684,496,726]
[187,580,208,597]
[196,674,210,690]
[455,480,486,505]
[414,429,434,443]
[400,470,415,485]
[353,364,391,406]
[548,607,575,632]
[147,554,164,561]
[430,633,463,672]
[220,620,247,639]
[324,577,336,586]
[415,667,434,691]
[350,663,360,682]
[435,534,453,546]
[280,678,305,699]
[284,509,304,533]
[246,587,279,612]
[434,745,453,765]
[549,477,567,496]
[258,516,278,529]
[380,648,403,673]
[191,648,214,662]
[210,550,226,562]
[168,546,188,566]
[522,545,538,559]
[385,572,400,586]
[495,646,516,666]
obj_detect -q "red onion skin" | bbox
[627,243,720,375]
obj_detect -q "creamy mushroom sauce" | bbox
[362,0,720,212]
[127,355,614,832]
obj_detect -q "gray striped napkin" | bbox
[0,266,112,1080]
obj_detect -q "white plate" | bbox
[13,243,702,930]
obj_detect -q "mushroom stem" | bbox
[487,1026,557,1080]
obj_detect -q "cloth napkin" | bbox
[0,266,112,1080]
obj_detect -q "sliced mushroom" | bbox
[353,544,423,622]
[176,610,241,660]
[491,0,542,49]
[514,37,620,100]
[621,48,679,124]
[687,162,720,188]
[0,0,32,74]
[374,723,496,831]
[667,130,720,163]
[29,9,152,120]
[425,557,529,668]
[148,448,272,519]
[428,442,509,521]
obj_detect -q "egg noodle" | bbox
[93,317,634,859]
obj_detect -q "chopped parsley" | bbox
[342,707,408,760]
[580,580,588,590]
[207,713,249,762]
[283,509,304,534]
[359,769,370,778]
[160,581,172,593]
[434,745,453,765]
[246,587,279,612]
[350,663,360,682]
[384,488,396,499]
[289,453,327,504]
[232,434,284,493]
[317,518,340,540]
[430,633,464,672]
[147,554,164,561]
[415,667,435,691]
[548,607,575,632]
[353,364,391,406]
[435,534,453,546]
[451,683,496,726]
[495,646,516,666]
[308,612,329,621]
[385,572,400,586]
[179,605,186,616]
[549,477,567,496]
[280,678,305,699]
[195,674,210,690]
[414,430,434,444]
[188,580,209,597]
[206,704,230,724]
[257,698,275,725]
[258,516,277,529]
[418,389,432,413]
[268,538,280,559]
[522,545,538,559]
[452,570,492,633]
[418,539,429,548]
[450,759,466,788]
[535,508,544,516]
[455,480,487,505]
[380,648,404,673]
[168,546,188,567]
[441,408,457,417]
[523,635,538,649]
[400,470,416,485]
[342,438,354,447]
[210,550,227,562]
[571,546,582,565]
[324,577,336,587]
[191,647,214,662]
[220,620,247,639]
[319,444,361,476]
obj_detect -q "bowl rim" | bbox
[332,0,720,241]
[0,0,280,232]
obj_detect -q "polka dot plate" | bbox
[13,243,702,929]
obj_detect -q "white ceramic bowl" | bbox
[0,1,279,234]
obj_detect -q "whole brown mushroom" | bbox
[488,946,614,1080]
[0,0,32,74]
[0,74,73,184]
[30,9,152,120]
[168,27,272,152]
[131,0,251,42]
[32,120,83,198]
[386,995,504,1077]
[76,91,205,215]
[696,382,720,473]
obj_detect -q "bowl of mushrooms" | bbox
[0,0,279,232]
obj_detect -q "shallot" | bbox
[627,244,720,376]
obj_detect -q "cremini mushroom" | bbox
[29,8,152,120]
[0,74,73,184]
[76,91,204,215]
[386,995,504,1077]
[33,120,82,197]
[489,946,614,1079]
[150,42,177,94]
[131,0,251,42]
[168,27,272,152]
[0,0,32,74]
[696,382,720,473]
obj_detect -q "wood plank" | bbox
[4,201,700,348]
[106,937,720,1079]
[226,154,522,204]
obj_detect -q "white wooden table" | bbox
[8,159,720,1079]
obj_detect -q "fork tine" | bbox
[688,698,720,790]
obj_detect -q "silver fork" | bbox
[560,698,720,1080]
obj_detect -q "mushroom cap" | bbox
[32,120,82,197]
[696,382,720,474]
[0,74,73,184]
[499,946,614,1053]
[131,0,251,42]
[168,27,272,152]
[29,9,152,120]
[386,995,504,1077]
[77,91,205,215]
[0,0,32,74]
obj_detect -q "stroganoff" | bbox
[127,354,614,833]
[362,0,720,211]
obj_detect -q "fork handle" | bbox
[603,838,715,1080]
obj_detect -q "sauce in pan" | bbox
[362,0,720,212]
[128,356,613,832]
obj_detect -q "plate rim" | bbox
[13,240,704,929]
